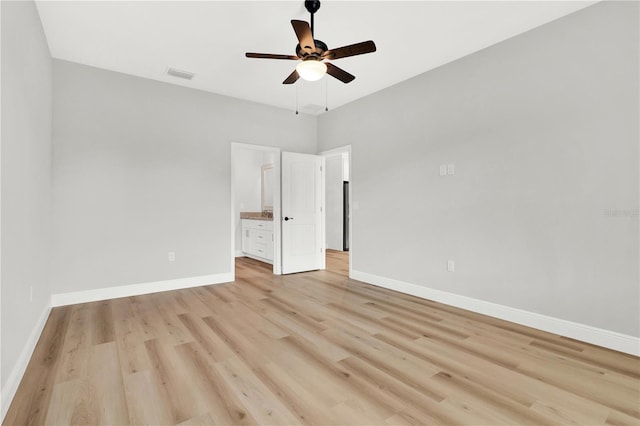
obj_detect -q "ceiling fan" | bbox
[245,0,376,84]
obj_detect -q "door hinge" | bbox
[320,165,323,172]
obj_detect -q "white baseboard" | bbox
[350,270,640,356]
[242,253,274,265]
[51,272,233,307]
[1,302,52,422]
[235,250,244,257]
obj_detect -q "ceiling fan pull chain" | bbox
[325,77,329,112]
[295,84,299,115]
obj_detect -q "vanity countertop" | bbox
[240,211,273,221]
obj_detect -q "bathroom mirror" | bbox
[261,163,274,213]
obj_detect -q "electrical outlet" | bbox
[168,251,175,262]
[447,260,455,272]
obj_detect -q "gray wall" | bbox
[1,0,53,391]
[318,1,639,336]
[52,60,316,294]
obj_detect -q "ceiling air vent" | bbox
[166,67,195,80]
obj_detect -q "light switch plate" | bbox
[439,164,447,176]
[447,164,455,175]
[447,260,455,272]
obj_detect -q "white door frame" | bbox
[230,142,282,276]
[319,145,352,277]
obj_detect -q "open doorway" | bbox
[320,145,351,276]
[232,143,327,277]
[231,142,281,276]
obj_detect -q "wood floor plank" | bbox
[321,325,445,402]
[201,313,282,368]
[144,338,207,424]
[44,342,129,425]
[4,306,71,426]
[274,335,397,421]
[5,251,639,425]
[90,300,115,345]
[174,342,257,425]
[111,297,151,375]
[411,335,620,421]
[175,411,219,426]
[263,310,351,362]
[172,290,214,318]
[121,370,174,425]
[257,360,343,425]
[605,407,640,425]
[429,371,556,425]
[148,293,195,346]
[129,297,163,342]
[517,359,640,418]
[176,313,236,362]
[337,356,458,425]
[214,356,301,425]
[43,379,83,426]
[54,304,92,383]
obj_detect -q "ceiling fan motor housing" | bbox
[296,39,327,59]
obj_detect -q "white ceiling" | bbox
[35,1,596,114]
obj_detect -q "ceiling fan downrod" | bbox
[305,0,321,36]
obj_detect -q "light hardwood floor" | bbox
[4,251,640,425]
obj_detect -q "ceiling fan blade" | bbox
[283,69,300,85]
[291,20,316,53]
[246,52,299,60]
[326,63,355,84]
[323,40,376,60]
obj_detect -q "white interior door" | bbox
[281,152,325,274]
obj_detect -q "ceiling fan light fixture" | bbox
[296,60,327,81]
[245,1,376,85]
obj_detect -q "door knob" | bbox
[284,216,294,221]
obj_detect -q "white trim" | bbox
[318,145,351,156]
[241,253,274,265]
[319,145,352,276]
[1,302,51,421]
[235,250,244,257]
[51,273,232,307]
[351,270,640,356]
[272,151,282,275]
[230,142,282,276]
[320,155,326,270]
[0,3,4,420]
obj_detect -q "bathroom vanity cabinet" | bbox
[241,218,274,263]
